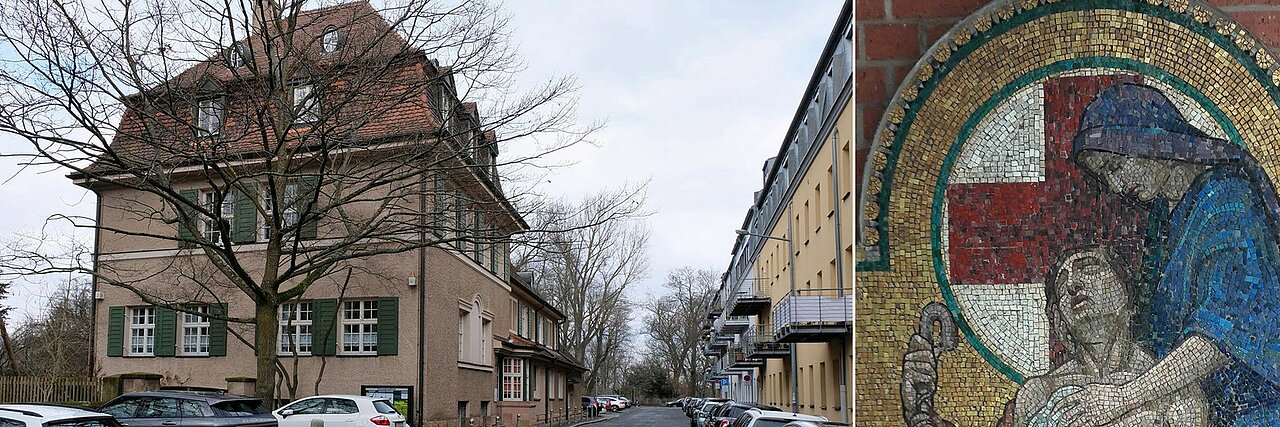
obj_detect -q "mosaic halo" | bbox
[858,0,1280,383]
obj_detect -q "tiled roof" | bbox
[90,1,448,173]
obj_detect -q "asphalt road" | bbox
[590,406,690,427]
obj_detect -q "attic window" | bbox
[227,42,250,68]
[321,26,342,53]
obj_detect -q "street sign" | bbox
[719,378,729,387]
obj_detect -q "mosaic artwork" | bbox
[857,0,1280,426]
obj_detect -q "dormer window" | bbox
[292,84,319,123]
[321,26,342,53]
[227,42,250,68]
[196,98,224,136]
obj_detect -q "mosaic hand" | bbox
[1055,383,1133,427]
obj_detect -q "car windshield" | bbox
[372,401,397,415]
[49,418,122,427]
[212,400,268,416]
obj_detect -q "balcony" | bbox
[727,347,764,370]
[715,314,751,335]
[773,288,851,343]
[742,323,790,359]
[728,277,772,317]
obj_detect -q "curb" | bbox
[567,414,614,427]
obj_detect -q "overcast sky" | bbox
[0,1,845,322]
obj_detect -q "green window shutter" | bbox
[473,211,483,263]
[297,177,320,240]
[312,299,338,356]
[377,298,399,356]
[107,306,125,357]
[517,305,524,337]
[489,245,497,273]
[155,307,177,356]
[233,184,258,243]
[456,208,465,251]
[177,190,199,246]
[523,359,531,400]
[209,303,228,356]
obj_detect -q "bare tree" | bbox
[513,189,649,393]
[642,267,716,397]
[8,277,94,378]
[0,0,628,402]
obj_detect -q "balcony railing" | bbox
[773,288,851,343]
[728,277,772,317]
[716,314,750,335]
[727,346,764,370]
[742,323,790,359]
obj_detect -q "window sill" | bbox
[457,361,493,372]
[336,353,380,358]
[177,354,212,358]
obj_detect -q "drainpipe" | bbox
[417,174,428,427]
[831,127,849,423]
[785,206,799,413]
[89,186,102,378]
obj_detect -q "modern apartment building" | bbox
[72,2,576,427]
[702,1,852,423]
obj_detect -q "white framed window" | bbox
[293,84,319,123]
[261,183,299,241]
[480,318,491,365]
[438,86,454,127]
[181,305,211,356]
[321,26,341,53]
[501,358,523,401]
[128,307,156,356]
[201,191,234,242]
[457,308,468,361]
[197,99,224,136]
[341,300,378,355]
[279,302,313,355]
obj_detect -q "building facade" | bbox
[74,3,577,427]
[858,0,1280,425]
[702,1,853,424]
[493,273,586,426]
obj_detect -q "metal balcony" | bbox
[727,347,764,370]
[715,314,750,335]
[742,324,790,359]
[728,278,772,317]
[773,288,852,343]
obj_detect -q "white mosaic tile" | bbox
[951,83,1045,184]
[952,282,1050,377]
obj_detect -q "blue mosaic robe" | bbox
[1152,166,1280,426]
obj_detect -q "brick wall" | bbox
[853,0,1280,197]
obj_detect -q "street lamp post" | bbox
[734,225,799,413]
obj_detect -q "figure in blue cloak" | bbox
[1051,82,1280,427]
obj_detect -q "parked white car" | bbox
[599,395,630,409]
[274,395,407,427]
[0,404,121,427]
[731,409,827,427]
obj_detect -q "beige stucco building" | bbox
[73,3,578,427]
[701,1,852,424]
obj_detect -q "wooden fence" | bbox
[0,376,110,404]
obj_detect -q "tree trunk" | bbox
[0,316,18,374]
[255,301,280,404]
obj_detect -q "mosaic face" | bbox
[941,69,1229,380]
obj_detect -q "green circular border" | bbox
[930,58,1244,384]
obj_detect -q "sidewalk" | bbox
[567,412,616,427]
